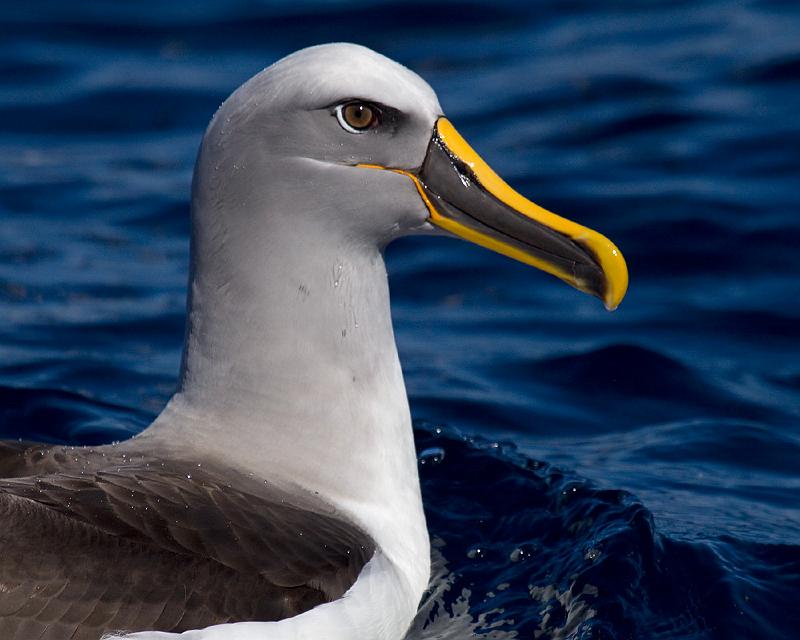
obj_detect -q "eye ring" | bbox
[335,101,380,133]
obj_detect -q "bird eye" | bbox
[335,102,380,133]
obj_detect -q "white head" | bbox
[192,44,442,256]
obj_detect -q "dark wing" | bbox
[0,440,74,477]
[0,441,375,640]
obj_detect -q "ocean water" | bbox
[1,1,799,638]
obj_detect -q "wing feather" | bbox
[0,441,375,640]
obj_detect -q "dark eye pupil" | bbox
[344,103,374,129]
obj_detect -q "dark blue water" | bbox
[1,1,799,638]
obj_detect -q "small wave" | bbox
[492,343,780,429]
[0,385,148,444]
[414,424,800,639]
[734,53,800,84]
[0,87,220,135]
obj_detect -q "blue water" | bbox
[1,1,799,638]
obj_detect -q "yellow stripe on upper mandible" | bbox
[435,118,628,310]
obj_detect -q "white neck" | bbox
[132,206,430,639]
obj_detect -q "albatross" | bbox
[0,43,628,640]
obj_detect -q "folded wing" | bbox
[0,440,375,640]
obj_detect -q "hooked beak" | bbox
[361,117,628,310]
